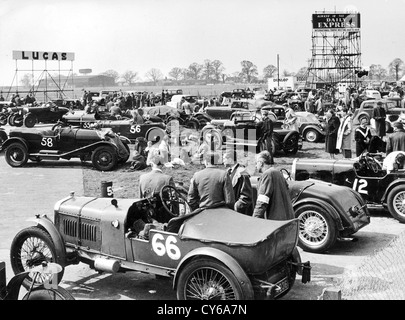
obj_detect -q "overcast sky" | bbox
[0,0,404,86]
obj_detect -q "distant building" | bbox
[37,74,116,88]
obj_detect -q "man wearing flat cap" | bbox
[386,121,405,155]
[372,101,386,139]
[256,109,274,163]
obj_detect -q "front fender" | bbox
[382,179,405,203]
[172,247,254,300]
[293,197,344,230]
[27,215,67,266]
[119,135,131,145]
[0,137,28,151]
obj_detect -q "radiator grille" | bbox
[81,223,97,242]
[63,219,78,237]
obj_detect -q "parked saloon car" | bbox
[0,125,131,171]
[7,103,70,128]
[204,100,258,120]
[292,152,405,224]
[10,186,311,300]
[62,111,167,143]
[295,112,326,143]
[250,172,370,253]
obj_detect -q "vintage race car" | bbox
[200,117,302,156]
[10,186,311,300]
[62,111,167,143]
[250,172,370,253]
[0,260,74,300]
[292,152,405,223]
[0,125,131,171]
[7,103,70,128]
[204,99,259,120]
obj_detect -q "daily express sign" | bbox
[312,13,361,31]
[12,50,75,61]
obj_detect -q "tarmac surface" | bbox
[1,123,405,301]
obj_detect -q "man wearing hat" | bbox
[372,101,386,139]
[386,121,405,155]
[256,109,274,164]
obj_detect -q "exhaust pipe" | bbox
[94,258,120,273]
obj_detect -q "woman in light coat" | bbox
[336,108,352,158]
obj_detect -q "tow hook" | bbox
[288,261,311,283]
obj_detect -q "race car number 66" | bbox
[151,234,181,260]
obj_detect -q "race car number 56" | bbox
[130,125,141,133]
[151,234,181,260]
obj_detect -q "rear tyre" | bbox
[283,133,299,155]
[295,204,337,253]
[177,258,251,300]
[91,145,118,171]
[10,226,64,289]
[23,113,37,128]
[387,185,405,223]
[5,142,29,167]
[304,129,320,143]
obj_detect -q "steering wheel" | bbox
[364,155,380,173]
[51,120,68,131]
[280,168,292,181]
[160,185,191,217]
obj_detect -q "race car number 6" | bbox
[151,234,181,260]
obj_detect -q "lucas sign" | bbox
[12,50,75,61]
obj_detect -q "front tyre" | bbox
[387,185,405,223]
[10,226,64,289]
[91,145,118,171]
[295,204,337,253]
[177,258,251,300]
[5,142,29,167]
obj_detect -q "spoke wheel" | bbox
[387,185,405,223]
[296,204,336,253]
[177,258,249,300]
[23,286,75,300]
[10,226,63,289]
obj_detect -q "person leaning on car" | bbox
[188,151,235,212]
[386,121,405,155]
[252,151,295,221]
[223,149,253,215]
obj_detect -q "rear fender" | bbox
[61,141,116,157]
[293,197,344,230]
[27,215,67,266]
[172,247,254,300]
[283,130,299,144]
[1,137,28,151]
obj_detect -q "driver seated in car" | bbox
[382,151,405,173]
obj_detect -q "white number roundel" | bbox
[151,234,181,260]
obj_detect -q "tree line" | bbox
[20,57,405,87]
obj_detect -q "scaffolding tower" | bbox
[306,12,362,89]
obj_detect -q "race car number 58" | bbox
[151,234,181,260]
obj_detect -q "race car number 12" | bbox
[151,234,181,260]
[353,178,368,195]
